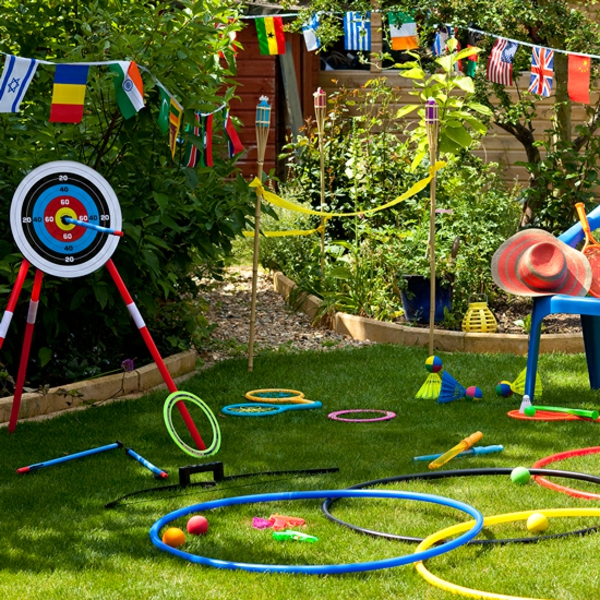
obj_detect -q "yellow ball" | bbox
[162,527,186,548]
[526,513,549,533]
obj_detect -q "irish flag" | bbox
[388,12,419,51]
[109,61,145,119]
[255,16,286,55]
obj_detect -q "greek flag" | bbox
[344,11,371,51]
[302,13,320,52]
[0,55,38,113]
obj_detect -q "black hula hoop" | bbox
[322,467,600,545]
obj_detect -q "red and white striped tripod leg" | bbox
[8,268,43,433]
[0,259,30,350]
[105,259,206,450]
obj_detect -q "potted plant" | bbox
[396,224,458,324]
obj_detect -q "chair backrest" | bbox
[559,204,600,247]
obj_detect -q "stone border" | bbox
[0,349,197,426]
[273,272,585,355]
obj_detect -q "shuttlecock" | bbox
[511,368,543,397]
[519,394,532,414]
[416,373,442,399]
[437,371,466,404]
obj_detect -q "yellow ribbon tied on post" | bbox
[243,161,446,237]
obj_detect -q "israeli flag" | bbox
[344,11,371,51]
[0,55,38,113]
[302,13,320,52]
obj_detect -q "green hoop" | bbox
[163,391,221,458]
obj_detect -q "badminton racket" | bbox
[222,401,322,417]
[575,202,600,297]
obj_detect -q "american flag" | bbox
[529,46,554,97]
[486,38,518,86]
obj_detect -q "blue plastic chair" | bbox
[524,204,600,401]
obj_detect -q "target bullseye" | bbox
[10,161,122,278]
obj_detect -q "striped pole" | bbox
[105,259,206,450]
[8,268,44,433]
[17,441,123,474]
[0,259,30,350]
[126,446,168,479]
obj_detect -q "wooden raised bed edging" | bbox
[273,272,585,356]
[0,349,198,426]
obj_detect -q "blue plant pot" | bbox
[400,275,453,324]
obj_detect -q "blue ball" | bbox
[425,355,443,373]
[465,386,483,401]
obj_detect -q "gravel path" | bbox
[201,267,369,363]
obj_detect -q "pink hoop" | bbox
[327,410,396,423]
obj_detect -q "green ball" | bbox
[510,467,531,485]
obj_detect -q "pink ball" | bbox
[187,515,209,535]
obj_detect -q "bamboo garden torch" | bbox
[314,87,327,278]
[425,97,439,356]
[248,96,271,372]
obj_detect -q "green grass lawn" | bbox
[2,344,600,599]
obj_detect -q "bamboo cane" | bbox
[248,96,271,372]
[425,98,439,356]
[314,87,327,279]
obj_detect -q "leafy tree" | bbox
[0,1,253,387]
[286,0,600,232]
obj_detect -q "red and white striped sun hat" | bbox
[491,229,591,297]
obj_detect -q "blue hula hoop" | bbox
[149,489,483,574]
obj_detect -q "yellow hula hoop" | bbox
[244,389,309,404]
[414,508,600,600]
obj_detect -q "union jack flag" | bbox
[529,46,554,97]
[486,38,518,86]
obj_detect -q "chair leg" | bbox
[525,304,546,401]
[581,315,600,390]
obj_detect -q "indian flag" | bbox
[255,16,286,55]
[109,61,145,119]
[388,12,419,51]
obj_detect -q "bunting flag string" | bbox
[0,49,241,162]
[239,10,598,104]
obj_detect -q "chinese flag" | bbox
[568,54,591,104]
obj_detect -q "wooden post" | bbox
[314,87,327,278]
[248,96,271,373]
[425,98,439,356]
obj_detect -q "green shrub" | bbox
[0,1,254,389]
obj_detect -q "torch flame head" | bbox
[256,96,271,129]
[425,97,439,124]
[313,87,326,110]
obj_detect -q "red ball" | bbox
[187,515,209,535]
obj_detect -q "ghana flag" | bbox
[255,16,286,55]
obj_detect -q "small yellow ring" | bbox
[244,388,307,404]
[54,207,78,231]
[414,507,600,600]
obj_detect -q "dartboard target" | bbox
[10,161,122,278]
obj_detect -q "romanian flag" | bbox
[49,64,89,123]
[168,96,183,158]
[255,16,286,55]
